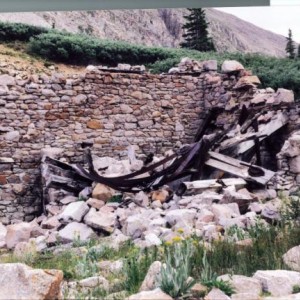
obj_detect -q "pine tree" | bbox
[180,8,215,52]
[297,44,300,58]
[285,29,295,59]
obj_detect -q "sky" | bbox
[216,5,300,43]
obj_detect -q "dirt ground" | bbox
[0,43,86,76]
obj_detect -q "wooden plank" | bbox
[219,132,258,151]
[208,151,244,168]
[237,112,288,154]
[206,158,249,178]
[206,152,275,185]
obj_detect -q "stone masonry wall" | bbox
[0,66,245,224]
[1,62,297,224]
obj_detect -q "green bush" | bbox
[160,240,196,298]
[0,22,49,42]
[28,31,173,66]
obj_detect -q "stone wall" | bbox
[0,65,246,223]
[0,61,298,224]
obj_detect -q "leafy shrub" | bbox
[204,279,235,296]
[159,240,196,298]
[0,21,49,42]
[293,285,300,294]
[28,31,173,66]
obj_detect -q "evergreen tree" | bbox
[297,44,300,58]
[285,28,295,59]
[180,8,215,52]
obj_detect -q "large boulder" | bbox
[0,263,63,300]
[127,288,172,300]
[58,201,89,224]
[58,222,97,243]
[253,270,300,296]
[92,183,117,202]
[205,287,231,300]
[283,246,300,272]
[5,222,33,249]
[274,88,294,104]
[122,214,149,239]
[218,274,262,297]
[221,60,244,73]
[165,209,196,227]
[139,261,162,292]
[84,208,115,233]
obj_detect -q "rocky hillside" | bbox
[0,8,287,57]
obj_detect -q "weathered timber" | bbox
[237,112,288,155]
[206,151,275,185]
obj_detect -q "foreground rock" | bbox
[205,287,230,300]
[218,274,262,299]
[139,261,162,291]
[283,246,300,272]
[127,288,172,300]
[253,270,300,297]
[5,222,33,249]
[58,222,97,243]
[0,263,63,300]
[58,201,89,224]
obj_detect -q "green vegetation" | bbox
[159,240,196,298]
[181,8,215,52]
[286,28,296,59]
[293,285,300,294]
[28,32,171,65]
[0,22,49,42]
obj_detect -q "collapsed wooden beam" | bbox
[206,151,275,185]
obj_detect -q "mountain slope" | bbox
[0,8,287,57]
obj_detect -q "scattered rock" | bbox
[205,287,231,300]
[84,208,115,233]
[92,183,117,202]
[5,222,33,249]
[221,60,244,73]
[58,201,89,224]
[139,261,162,291]
[218,274,262,296]
[283,246,300,272]
[253,270,300,296]
[58,222,97,243]
[78,276,109,290]
[0,263,63,300]
[274,88,294,104]
[127,288,172,300]
[86,198,106,210]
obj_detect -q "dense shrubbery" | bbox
[28,32,173,65]
[0,22,49,42]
